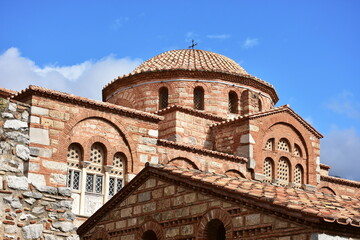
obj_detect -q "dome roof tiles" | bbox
[132,49,248,75]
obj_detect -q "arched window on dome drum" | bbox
[158,87,168,110]
[228,91,239,113]
[257,98,262,112]
[194,87,204,110]
[66,143,82,191]
[142,230,158,240]
[278,138,290,152]
[277,157,290,186]
[263,158,274,183]
[294,164,303,188]
[108,152,125,198]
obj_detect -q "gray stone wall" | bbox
[0,98,78,240]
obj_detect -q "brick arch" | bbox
[91,226,109,240]
[196,208,233,240]
[257,118,314,184]
[168,157,199,170]
[136,220,164,240]
[225,169,246,178]
[319,186,336,195]
[163,153,202,170]
[55,113,137,172]
[83,136,111,165]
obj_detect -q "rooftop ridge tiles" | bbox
[13,85,163,122]
[321,175,360,188]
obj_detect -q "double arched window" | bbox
[194,87,204,110]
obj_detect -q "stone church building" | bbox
[0,49,359,239]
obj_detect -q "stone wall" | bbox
[0,98,77,239]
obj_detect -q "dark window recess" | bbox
[159,87,169,109]
[194,87,204,110]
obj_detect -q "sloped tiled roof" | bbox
[12,85,163,122]
[78,164,360,236]
[210,104,323,138]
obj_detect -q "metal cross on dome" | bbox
[188,40,198,49]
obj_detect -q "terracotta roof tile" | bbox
[210,104,323,138]
[12,85,163,122]
[151,164,360,227]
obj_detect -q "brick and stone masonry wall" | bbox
[81,177,311,240]
[0,97,78,240]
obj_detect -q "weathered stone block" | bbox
[42,160,67,171]
[7,175,29,190]
[22,224,43,239]
[245,213,261,226]
[30,127,50,145]
[52,221,75,232]
[4,119,27,130]
[16,144,30,160]
[31,106,49,116]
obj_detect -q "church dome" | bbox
[131,49,248,75]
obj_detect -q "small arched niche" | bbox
[204,219,226,240]
[142,230,158,240]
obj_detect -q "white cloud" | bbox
[321,127,360,181]
[0,47,142,100]
[327,90,360,121]
[207,34,230,39]
[242,38,259,49]
[110,17,130,30]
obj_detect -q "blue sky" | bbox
[1,1,359,180]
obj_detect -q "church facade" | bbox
[0,49,359,239]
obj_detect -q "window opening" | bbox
[204,219,226,240]
[278,138,290,152]
[159,87,169,110]
[67,169,81,190]
[264,158,273,183]
[294,165,303,188]
[194,87,204,110]
[277,157,290,186]
[86,173,103,193]
[264,138,274,151]
[228,91,238,113]
[142,230,158,240]
[294,144,302,157]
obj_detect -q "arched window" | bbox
[66,143,82,191]
[228,91,238,113]
[278,138,290,152]
[108,152,126,198]
[264,138,274,151]
[263,158,274,183]
[294,144,302,157]
[277,157,290,186]
[142,230,158,240]
[194,87,204,110]
[257,98,262,112]
[158,87,168,110]
[294,164,303,188]
[204,219,226,240]
[86,143,105,194]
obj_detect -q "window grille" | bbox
[86,173,103,194]
[294,165,303,187]
[264,139,274,151]
[277,157,290,186]
[294,144,302,157]
[108,177,123,197]
[278,138,290,152]
[67,145,81,160]
[111,153,125,176]
[228,91,238,113]
[90,144,104,165]
[264,158,273,183]
[194,87,204,110]
[159,87,169,110]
